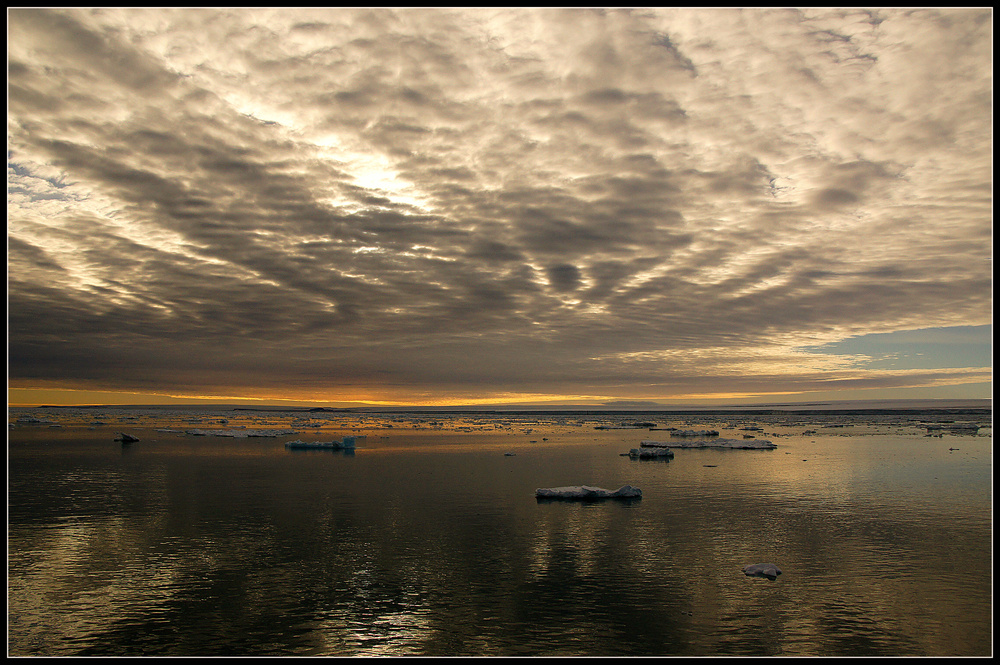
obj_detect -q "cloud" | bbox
[7,8,992,404]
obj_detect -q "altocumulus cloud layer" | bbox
[7,8,993,405]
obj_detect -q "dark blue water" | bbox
[7,408,993,656]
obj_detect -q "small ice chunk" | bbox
[743,563,782,579]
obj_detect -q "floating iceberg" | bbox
[670,429,720,437]
[114,432,139,443]
[535,485,642,500]
[743,563,782,579]
[642,438,776,450]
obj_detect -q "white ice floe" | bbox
[669,429,720,437]
[743,563,782,579]
[535,485,642,499]
[642,438,777,450]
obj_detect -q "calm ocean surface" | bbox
[7,406,993,657]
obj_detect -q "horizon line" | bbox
[10,397,992,412]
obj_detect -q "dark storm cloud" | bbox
[545,264,583,292]
[7,7,992,403]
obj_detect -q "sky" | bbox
[6,7,993,408]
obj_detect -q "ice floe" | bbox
[185,428,299,437]
[15,416,56,425]
[926,423,980,432]
[285,436,356,450]
[641,438,777,450]
[595,421,657,430]
[535,485,642,500]
[624,447,674,459]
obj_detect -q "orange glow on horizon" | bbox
[8,380,990,409]
[8,383,774,408]
[7,385,623,408]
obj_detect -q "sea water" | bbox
[6,407,992,656]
